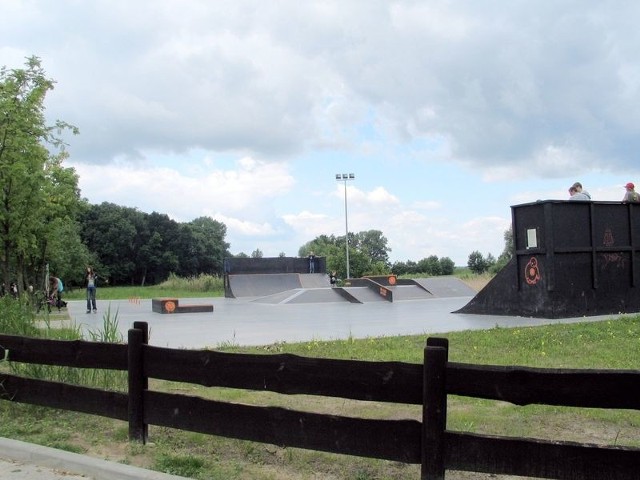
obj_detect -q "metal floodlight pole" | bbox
[335,173,355,279]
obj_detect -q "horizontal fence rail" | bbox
[446,432,640,480]
[0,323,639,479]
[143,344,424,404]
[0,333,127,369]
[447,362,640,409]
[145,390,422,462]
[0,373,128,420]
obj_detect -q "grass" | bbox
[63,273,225,301]
[1,275,639,479]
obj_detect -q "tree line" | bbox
[298,231,456,280]
[79,203,229,287]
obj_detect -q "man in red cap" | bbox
[622,182,639,203]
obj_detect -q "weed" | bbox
[5,300,127,391]
[154,453,205,477]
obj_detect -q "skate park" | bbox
[66,199,640,350]
[67,276,619,350]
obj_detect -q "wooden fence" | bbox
[0,321,639,479]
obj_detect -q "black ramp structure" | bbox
[227,273,303,297]
[224,256,326,298]
[456,200,640,318]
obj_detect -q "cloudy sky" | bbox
[3,1,640,265]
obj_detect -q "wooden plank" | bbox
[175,304,213,313]
[0,374,127,420]
[128,328,146,443]
[0,335,127,370]
[143,345,423,404]
[143,390,422,463]
[133,322,149,440]
[447,363,640,409]
[445,431,640,480]
[421,340,448,480]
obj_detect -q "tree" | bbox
[417,255,442,276]
[391,260,408,275]
[0,56,79,291]
[79,204,230,285]
[299,230,392,279]
[353,230,390,266]
[80,203,139,285]
[43,215,95,289]
[467,251,489,274]
[298,234,339,258]
[491,226,514,274]
[142,211,180,282]
[486,253,496,270]
[439,257,455,275]
[183,217,229,275]
[251,248,263,258]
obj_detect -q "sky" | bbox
[3,1,640,266]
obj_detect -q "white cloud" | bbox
[213,214,277,237]
[366,187,400,205]
[70,155,294,220]
[7,1,640,266]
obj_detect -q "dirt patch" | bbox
[459,274,492,292]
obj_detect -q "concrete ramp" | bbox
[413,277,477,298]
[252,288,348,304]
[227,273,475,303]
[342,287,387,303]
[285,288,348,304]
[389,285,435,300]
[299,273,330,288]
[227,273,302,297]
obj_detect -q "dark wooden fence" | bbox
[0,322,639,479]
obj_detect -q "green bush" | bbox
[2,299,127,392]
[157,273,224,292]
[0,296,39,337]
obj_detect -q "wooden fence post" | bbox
[133,321,149,440]
[422,337,449,480]
[128,325,146,443]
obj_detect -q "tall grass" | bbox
[0,295,39,337]
[1,296,127,392]
[158,273,224,292]
[82,304,127,390]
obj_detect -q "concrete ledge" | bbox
[152,298,178,314]
[175,303,214,313]
[152,298,213,314]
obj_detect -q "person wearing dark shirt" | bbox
[308,252,316,273]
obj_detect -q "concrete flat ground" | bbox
[66,289,626,349]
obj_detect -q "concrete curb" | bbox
[0,437,188,480]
